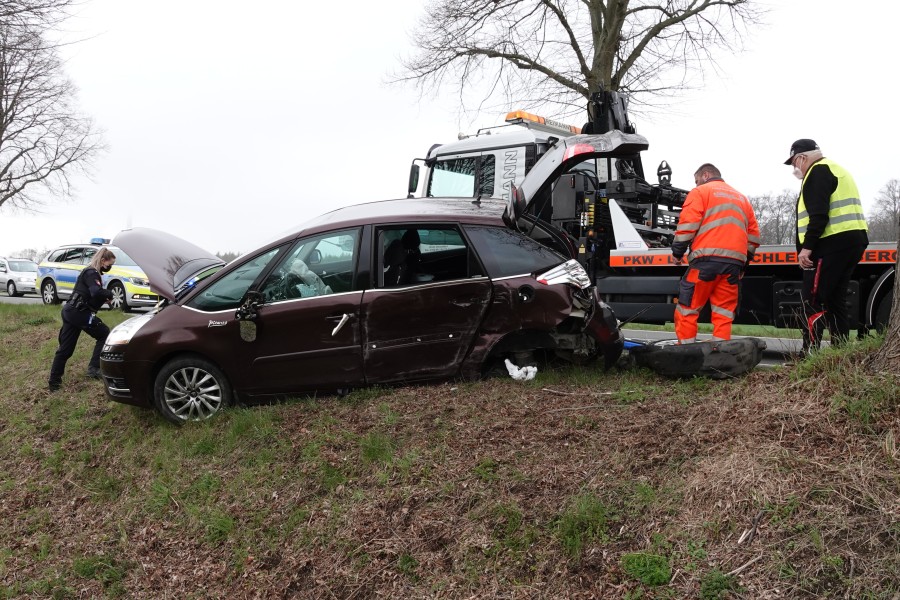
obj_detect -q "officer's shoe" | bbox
[86,366,102,379]
[48,380,62,392]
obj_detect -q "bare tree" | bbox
[866,179,900,242]
[749,190,796,245]
[394,0,764,117]
[0,0,103,211]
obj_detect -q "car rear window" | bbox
[464,226,564,278]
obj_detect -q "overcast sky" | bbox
[1,0,898,257]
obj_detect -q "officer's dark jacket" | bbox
[71,267,113,311]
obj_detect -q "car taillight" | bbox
[536,259,591,289]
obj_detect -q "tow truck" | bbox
[408,91,896,336]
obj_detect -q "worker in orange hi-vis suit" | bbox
[671,163,761,343]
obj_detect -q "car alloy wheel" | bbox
[108,282,129,311]
[42,280,59,304]
[6,281,17,297]
[153,356,232,424]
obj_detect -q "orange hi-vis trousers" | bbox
[674,261,743,341]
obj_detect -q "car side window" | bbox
[260,229,359,302]
[463,225,565,278]
[59,248,84,264]
[82,247,97,265]
[186,247,282,312]
[377,226,478,288]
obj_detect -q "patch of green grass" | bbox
[700,569,739,599]
[556,493,612,558]
[202,508,235,543]
[766,495,800,526]
[378,402,399,426]
[397,553,419,580]
[472,457,500,481]
[72,553,130,595]
[360,431,395,465]
[319,462,346,491]
[147,479,173,514]
[485,502,539,557]
[620,552,671,586]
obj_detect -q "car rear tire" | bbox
[41,280,60,305]
[628,337,767,380]
[108,282,130,312]
[6,281,21,297]
[153,356,232,424]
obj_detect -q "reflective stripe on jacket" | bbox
[672,179,760,264]
[798,158,867,243]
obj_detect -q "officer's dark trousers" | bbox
[800,244,866,351]
[48,304,110,384]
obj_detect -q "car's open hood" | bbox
[503,131,649,225]
[112,227,225,301]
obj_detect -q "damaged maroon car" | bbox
[101,133,639,423]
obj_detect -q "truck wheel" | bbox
[153,356,232,424]
[41,280,60,305]
[628,338,767,380]
[874,288,894,332]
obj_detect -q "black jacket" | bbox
[72,267,113,311]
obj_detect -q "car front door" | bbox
[360,225,492,384]
[243,229,364,396]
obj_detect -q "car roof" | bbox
[275,196,508,241]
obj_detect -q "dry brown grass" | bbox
[1,304,898,598]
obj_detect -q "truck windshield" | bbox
[427,156,495,197]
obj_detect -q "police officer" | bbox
[784,139,869,353]
[672,163,760,343]
[48,248,116,391]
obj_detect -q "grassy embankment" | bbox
[1,303,897,598]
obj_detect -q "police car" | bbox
[36,238,159,311]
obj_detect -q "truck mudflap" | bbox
[583,288,624,369]
[627,337,766,379]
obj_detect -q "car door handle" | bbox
[330,313,351,336]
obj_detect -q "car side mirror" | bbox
[307,249,322,265]
[235,291,264,342]
[408,163,420,198]
[0,266,6,273]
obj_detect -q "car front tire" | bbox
[108,282,130,312]
[6,281,21,297]
[41,280,60,304]
[153,356,232,425]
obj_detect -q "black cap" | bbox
[784,139,819,165]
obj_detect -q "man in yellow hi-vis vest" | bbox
[784,139,869,353]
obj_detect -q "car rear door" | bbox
[360,225,492,384]
[54,246,88,298]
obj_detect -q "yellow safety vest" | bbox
[797,158,868,244]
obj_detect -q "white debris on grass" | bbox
[505,359,537,381]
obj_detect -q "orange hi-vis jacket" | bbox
[671,178,761,264]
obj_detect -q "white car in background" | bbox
[0,257,38,297]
